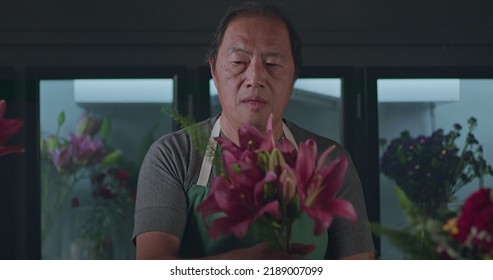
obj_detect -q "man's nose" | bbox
[245,60,265,88]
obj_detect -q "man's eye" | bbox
[232,61,245,65]
[265,62,280,67]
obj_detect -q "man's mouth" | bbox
[241,98,267,110]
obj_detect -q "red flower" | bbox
[454,188,493,251]
[95,185,114,199]
[108,168,129,182]
[296,139,357,235]
[0,100,24,157]
[107,168,130,189]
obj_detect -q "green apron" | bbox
[178,117,328,259]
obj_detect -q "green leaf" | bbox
[164,107,222,172]
[394,187,429,229]
[57,111,65,127]
[100,118,111,142]
[164,107,209,156]
[100,150,122,168]
[369,223,437,259]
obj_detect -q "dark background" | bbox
[1,0,492,259]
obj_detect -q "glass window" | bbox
[378,78,493,259]
[39,78,174,259]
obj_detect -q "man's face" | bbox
[211,15,296,132]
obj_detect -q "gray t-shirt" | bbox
[132,115,374,259]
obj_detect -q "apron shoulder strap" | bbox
[196,117,221,186]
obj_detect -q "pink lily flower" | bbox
[49,147,75,172]
[69,133,106,165]
[296,139,357,235]
[197,163,280,239]
[0,100,24,157]
[198,131,282,239]
[198,113,357,254]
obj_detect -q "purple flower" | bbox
[49,147,74,172]
[380,117,493,218]
[69,133,106,165]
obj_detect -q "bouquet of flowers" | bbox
[76,166,135,259]
[380,117,493,217]
[40,111,136,258]
[0,100,24,157]
[371,187,493,260]
[196,115,357,255]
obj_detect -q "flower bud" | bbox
[46,135,58,153]
[279,165,297,202]
[76,114,101,136]
[269,149,285,173]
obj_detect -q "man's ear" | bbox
[209,57,216,80]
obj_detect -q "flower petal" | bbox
[197,177,228,219]
[317,156,348,199]
[327,199,357,222]
[0,119,23,146]
[238,125,265,150]
[215,137,242,158]
[316,144,336,170]
[303,207,334,236]
[255,200,281,220]
[296,139,317,187]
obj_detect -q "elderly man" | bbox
[133,2,375,260]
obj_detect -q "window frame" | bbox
[24,66,186,259]
[364,66,493,257]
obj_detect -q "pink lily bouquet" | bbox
[197,115,357,255]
